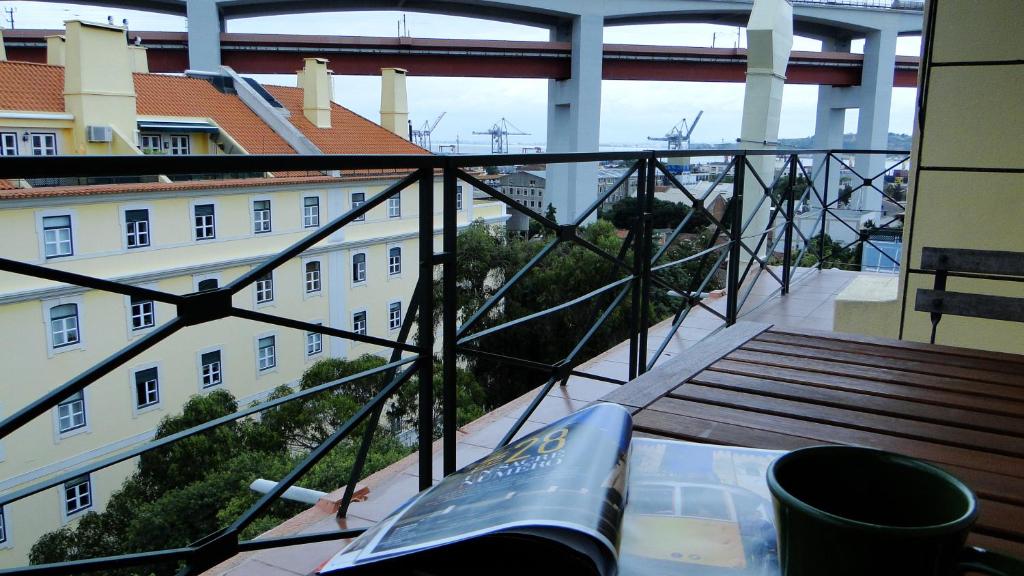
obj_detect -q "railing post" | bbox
[441,160,458,476]
[637,153,656,375]
[726,155,745,325]
[627,157,646,380]
[819,152,830,269]
[782,153,797,294]
[417,168,434,491]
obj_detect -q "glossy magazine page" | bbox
[320,403,632,575]
[619,439,784,576]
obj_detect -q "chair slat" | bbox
[916,289,1024,323]
[921,247,1024,276]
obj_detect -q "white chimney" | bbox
[380,68,409,140]
[300,57,332,129]
[46,35,66,66]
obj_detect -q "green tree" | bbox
[602,196,709,232]
[799,233,857,269]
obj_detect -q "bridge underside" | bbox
[2,31,918,87]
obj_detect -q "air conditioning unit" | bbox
[87,126,113,143]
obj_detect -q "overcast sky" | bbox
[2,1,922,150]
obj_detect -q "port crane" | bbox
[473,118,530,154]
[647,110,703,151]
[411,112,446,151]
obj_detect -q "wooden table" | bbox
[601,322,1024,557]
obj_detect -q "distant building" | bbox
[499,170,546,232]
[598,167,638,208]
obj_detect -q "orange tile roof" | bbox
[134,74,297,155]
[265,85,428,156]
[0,61,65,112]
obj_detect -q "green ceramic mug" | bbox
[767,446,1023,576]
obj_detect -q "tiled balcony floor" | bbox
[207,267,870,576]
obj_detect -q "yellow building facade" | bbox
[0,21,504,564]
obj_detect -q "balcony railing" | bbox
[0,148,907,575]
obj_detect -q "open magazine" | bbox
[320,403,783,576]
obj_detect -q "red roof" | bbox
[265,85,428,155]
[0,60,423,157]
[0,59,429,198]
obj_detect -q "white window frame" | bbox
[388,245,402,276]
[53,385,88,438]
[121,206,152,250]
[351,192,366,222]
[191,200,217,241]
[387,194,401,218]
[0,132,18,156]
[197,347,224,390]
[303,195,321,228]
[140,133,162,154]
[388,301,402,331]
[39,212,75,259]
[128,295,156,332]
[252,198,272,234]
[169,134,190,155]
[130,363,161,414]
[255,271,274,305]
[30,132,58,156]
[61,475,92,522]
[43,296,85,357]
[0,504,10,549]
[306,322,324,357]
[352,310,367,337]
[351,252,367,285]
[304,260,322,294]
[256,333,277,374]
[457,184,464,211]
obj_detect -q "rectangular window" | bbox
[388,302,401,331]
[0,505,6,544]
[125,209,150,248]
[50,303,80,348]
[258,336,276,371]
[352,311,367,336]
[130,296,155,330]
[169,135,190,155]
[42,215,73,258]
[140,133,162,154]
[303,196,320,228]
[388,247,401,276]
[255,273,274,304]
[352,253,366,283]
[201,350,222,388]
[387,195,401,218]
[64,476,92,516]
[253,200,272,233]
[457,185,464,211]
[57,391,86,433]
[306,329,322,356]
[194,204,216,240]
[352,193,366,221]
[134,367,160,409]
[31,133,57,156]
[0,132,17,156]
[305,261,321,293]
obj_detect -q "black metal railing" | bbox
[0,148,906,575]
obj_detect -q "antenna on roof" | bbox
[3,6,15,28]
[107,15,114,25]
[134,35,142,46]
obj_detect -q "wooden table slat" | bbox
[768,327,1024,366]
[669,384,1024,457]
[691,370,1024,437]
[757,331,1024,376]
[647,397,1024,479]
[727,349,1024,402]
[743,339,1024,387]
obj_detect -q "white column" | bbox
[812,37,852,210]
[186,0,223,72]
[738,0,793,262]
[545,13,603,225]
[854,27,898,212]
